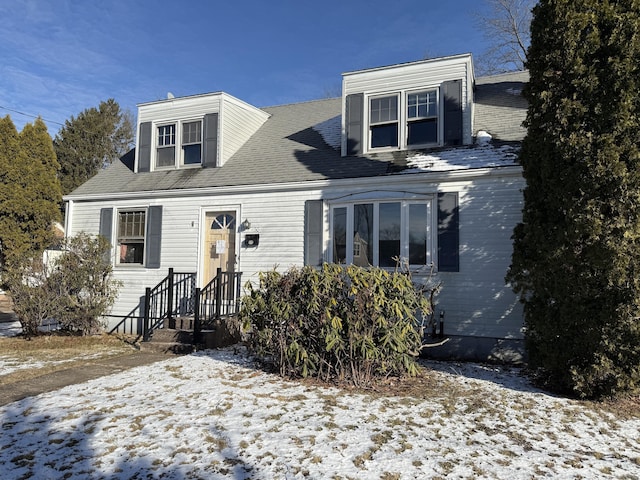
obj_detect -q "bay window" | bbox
[330,199,434,268]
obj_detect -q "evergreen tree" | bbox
[508,0,640,398]
[54,99,134,195]
[0,116,62,269]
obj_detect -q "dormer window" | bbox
[157,124,176,167]
[407,89,438,146]
[369,95,399,148]
[182,121,202,165]
[367,89,440,151]
[155,120,203,169]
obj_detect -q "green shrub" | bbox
[240,263,435,387]
[7,233,121,337]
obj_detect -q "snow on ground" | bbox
[0,319,21,338]
[1,349,639,479]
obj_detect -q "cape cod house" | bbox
[63,54,528,360]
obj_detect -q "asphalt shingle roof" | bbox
[68,71,528,198]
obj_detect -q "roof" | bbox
[474,70,529,142]
[67,71,527,199]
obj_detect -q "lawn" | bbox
[0,343,639,479]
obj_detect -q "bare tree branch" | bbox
[475,0,535,75]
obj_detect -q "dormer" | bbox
[134,92,270,173]
[341,54,474,156]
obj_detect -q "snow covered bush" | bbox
[240,263,434,387]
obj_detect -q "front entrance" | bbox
[203,211,236,284]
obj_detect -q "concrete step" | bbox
[139,341,194,355]
[139,327,194,355]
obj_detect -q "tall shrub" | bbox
[240,264,434,387]
[8,233,120,336]
[507,0,640,397]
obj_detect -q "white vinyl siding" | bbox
[67,169,523,342]
[136,92,269,170]
[220,97,270,164]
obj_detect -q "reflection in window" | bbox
[333,207,347,264]
[370,95,399,148]
[379,202,401,267]
[354,204,373,266]
[157,124,176,167]
[182,121,202,164]
[409,204,428,265]
[407,90,438,145]
[211,214,235,230]
[118,210,146,264]
[330,200,432,268]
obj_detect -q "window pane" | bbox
[408,118,437,145]
[118,211,146,265]
[120,242,144,264]
[183,144,201,164]
[183,121,202,144]
[379,202,401,267]
[157,146,175,167]
[370,96,398,123]
[409,204,428,265]
[332,207,347,264]
[371,123,398,148]
[353,204,373,266]
[407,91,437,119]
[158,125,175,146]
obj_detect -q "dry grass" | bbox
[0,334,136,385]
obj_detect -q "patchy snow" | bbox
[312,115,342,150]
[0,319,21,338]
[1,348,638,479]
[402,142,519,173]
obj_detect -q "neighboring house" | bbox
[63,54,528,361]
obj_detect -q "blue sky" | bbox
[0,0,491,135]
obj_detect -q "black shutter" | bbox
[99,208,113,263]
[345,93,364,155]
[438,193,459,272]
[146,206,163,269]
[203,113,219,168]
[304,200,323,266]
[443,80,463,146]
[138,122,152,172]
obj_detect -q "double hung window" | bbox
[182,121,202,165]
[331,199,433,268]
[367,88,440,151]
[369,95,399,148]
[407,90,438,146]
[155,120,202,168]
[117,210,146,264]
[156,125,176,168]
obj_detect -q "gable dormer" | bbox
[341,54,474,156]
[135,92,269,173]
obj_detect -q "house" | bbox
[63,53,528,361]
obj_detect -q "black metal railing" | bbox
[193,268,243,345]
[142,268,196,341]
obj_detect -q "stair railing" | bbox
[193,268,243,345]
[142,268,196,341]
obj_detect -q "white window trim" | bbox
[154,118,203,170]
[365,86,443,153]
[116,207,148,267]
[329,196,436,270]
